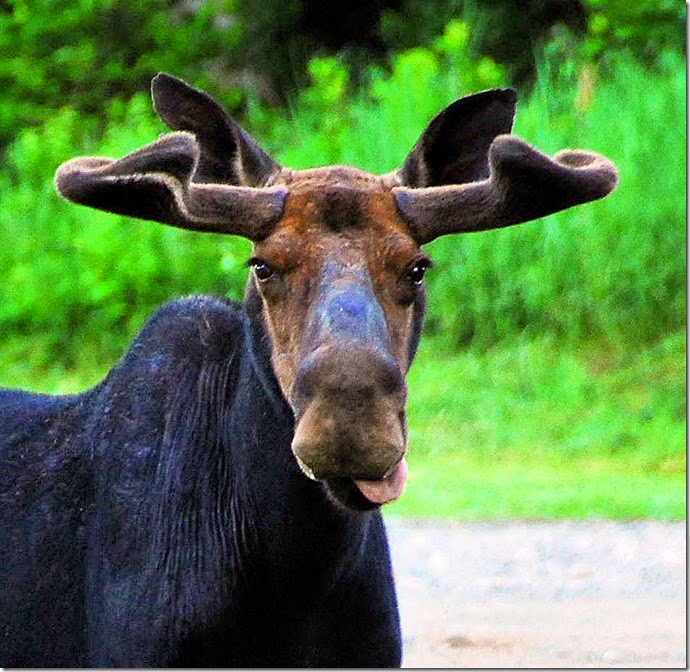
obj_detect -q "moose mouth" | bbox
[297,455,408,512]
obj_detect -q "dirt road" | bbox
[385,519,686,668]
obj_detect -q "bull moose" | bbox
[0,74,617,667]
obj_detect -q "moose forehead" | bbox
[257,165,419,268]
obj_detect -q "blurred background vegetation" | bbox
[0,0,685,518]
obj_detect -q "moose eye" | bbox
[406,259,432,286]
[248,258,275,281]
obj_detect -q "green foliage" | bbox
[0,95,250,381]
[388,456,685,519]
[582,0,685,65]
[0,0,241,147]
[406,333,686,470]
[257,20,506,171]
[2,0,683,152]
[381,0,684,92]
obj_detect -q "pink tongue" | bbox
[354,458,408,504]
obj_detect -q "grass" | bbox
[388,456,685,520]
[386,331,686,519]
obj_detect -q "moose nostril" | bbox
[376,354,404,396]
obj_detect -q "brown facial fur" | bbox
[248,166,428,502]
[251,166,427,400]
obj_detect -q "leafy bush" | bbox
[0,95,250,379]
[2,0,683,151]
[0,19,684,390]
[0,0,241,147]
[582,0,685,66]
[256,20,505,170]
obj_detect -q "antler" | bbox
[55,132,286,240]
[394,134,619,245]
[54,74,286,241]
[54,74,618,244]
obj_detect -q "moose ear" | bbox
[151,73,281,187]
[399,88,517,188]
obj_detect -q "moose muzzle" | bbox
[290,264,408,507]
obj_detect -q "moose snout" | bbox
[290,343,407,483]
[293,342,404,405]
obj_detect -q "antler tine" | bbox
[55,132,286,241]
[393,134,619,245]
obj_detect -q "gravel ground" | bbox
[385,518,686,668]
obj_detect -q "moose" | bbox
[0,74,617,667]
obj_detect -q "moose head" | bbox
[55,74,617,511]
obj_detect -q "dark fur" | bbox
[0,295,403,667]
